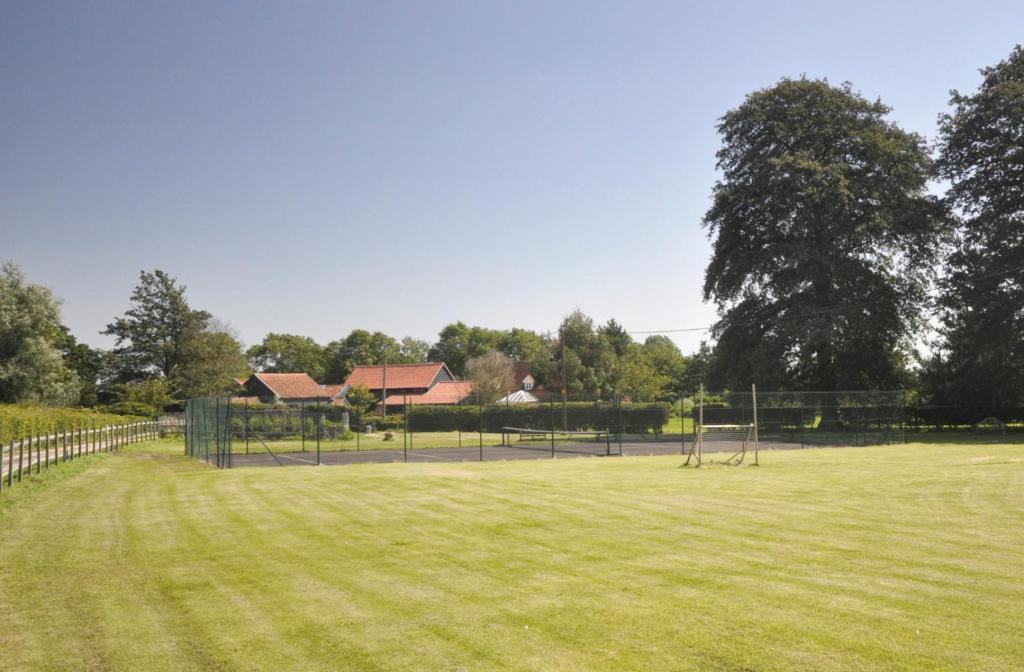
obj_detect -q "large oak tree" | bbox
[703,78,947,391]
[927,46,1024,413]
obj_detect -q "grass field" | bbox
[663,415,696,434]
[1,440,1022,671]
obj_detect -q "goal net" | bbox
[695,424,754,465]
[684,383,760,467]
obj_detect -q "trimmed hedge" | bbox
[701,405,907,428]
[0,404,145,444]
[406,402,670,433]
[702,405,801,426]
[908,406,1024,428]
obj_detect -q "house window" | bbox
[523,376,534,391]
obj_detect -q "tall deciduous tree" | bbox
[542,311,619,397]
[398,337,430,363]
[345,383,377,425]
[174,321,249,399]
[104,270,211,382]
[56,327,103,406]
[324,331,368,383]
[0,263,81,405]
[703,78,946,391]
[323,330,414,383]
[428,322,503,376]
[618,345,668,402]
[680,342,716,395]
[465,351,515,404]
[247,333,326,380]
[642,335,688,398]
[928,46,1024,412]
[497,328,551,364]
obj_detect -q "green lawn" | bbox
[1,440,1022,671]
[663,415,696,434]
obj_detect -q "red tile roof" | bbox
[253,372,327,400]
[344,363,451,391]
[383,381,474,406]
[320,384,345,398]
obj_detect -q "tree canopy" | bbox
[104,270,212,383]
[248,333,327,381]
[428,323,503,377]
[703,78,947,391]
[175,323,249,399]
[0,263,81,405]
[927,45,1024,410]
[102,270,247,403]
[323,330,426,383]
[465,351,515,404]
[56,327,104,406]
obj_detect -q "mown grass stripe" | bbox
[1,439,1022,671]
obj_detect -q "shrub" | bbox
[373,415,404,431]
[99,401,160,418]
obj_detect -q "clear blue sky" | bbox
[2,1,1021,353]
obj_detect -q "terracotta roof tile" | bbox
[383,381,474,406]
[320,384,345,398]
[344,363,450,391]
[254,372,327,400]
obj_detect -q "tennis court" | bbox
[226,435,809,468]
[186,390,906,469]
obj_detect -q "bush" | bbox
[99,401,160,418]
[908,405,1024,429]
[373,415,404,431]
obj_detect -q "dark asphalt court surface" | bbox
[224,438,807,468]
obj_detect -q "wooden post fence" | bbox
[0,420,161,494]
